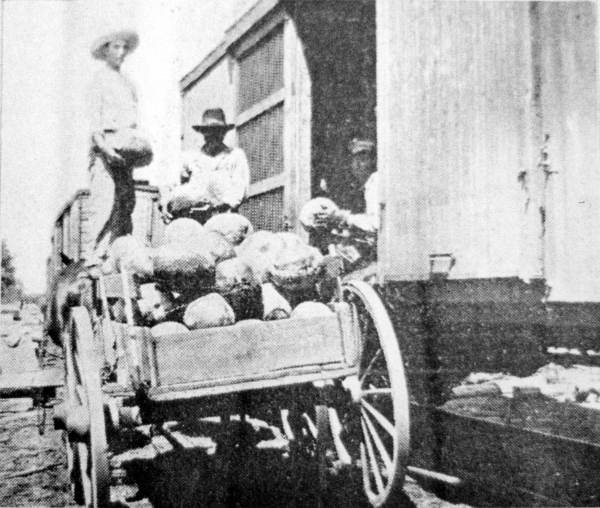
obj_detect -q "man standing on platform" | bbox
[85,29,152,268]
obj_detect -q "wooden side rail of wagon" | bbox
[55,266,411,508]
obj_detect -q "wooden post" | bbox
[119,268,140,378]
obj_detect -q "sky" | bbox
[0,0,257,294]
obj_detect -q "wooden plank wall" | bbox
[378,1,540,282]
[283,17,312,232]
[180,10,312,234]
[288,0,376,206]
[535,2,600,302]
[78,194,91,260]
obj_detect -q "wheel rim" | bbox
[341,280,410,507]
[65,307,110,507]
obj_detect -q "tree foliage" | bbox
[1,239,21,302]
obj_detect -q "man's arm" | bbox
[338,172,379,233]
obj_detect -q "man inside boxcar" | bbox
[85,29,152,268]
[301,137,379,238]
[162,108,250,224]
[300,137,378,284]
[335,137,379,234]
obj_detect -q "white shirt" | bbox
[347,171,379,233]
[178,147,250,209]
[88,66,138,134]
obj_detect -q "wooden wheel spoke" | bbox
[361,418,385,493]
[363,387,392,397]
[75,385,87,408]
[78,443,92,503]
[361,399,395,438]
[359,443,373,495]
[328,408,352,465]
[361,409,392,474]
[360,348,382,384]
[302,412,318,439]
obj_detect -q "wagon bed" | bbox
[108,303,359,401]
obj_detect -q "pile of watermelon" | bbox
[102,213,333,336]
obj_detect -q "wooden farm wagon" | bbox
[55,271,410,507]
[49,188,410,506]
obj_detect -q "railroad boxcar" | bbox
[181,0,600,503]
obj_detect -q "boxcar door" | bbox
[532,2,600,302]
[377,0,544,283]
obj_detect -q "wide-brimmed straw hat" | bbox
[192,109,235,132]
[91,29,139,60]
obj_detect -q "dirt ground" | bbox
[0,308,471,507]
[0,400,469,507]
[0,397,72,507]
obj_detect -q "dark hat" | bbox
[192,109,235,132]
[348,138,375,155]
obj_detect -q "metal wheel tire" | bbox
[64,424,84,504]
[65,306,110,507]
[315,404,332,497]
[337,280,410,507]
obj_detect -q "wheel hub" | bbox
[342,375,362,403]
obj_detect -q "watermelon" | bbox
[236,231,286,282]
[269,232,323,292]
[183,293,236,329]
[222,284,263,322]
[109,299,127,323]
[291,301,333,319]
[202,231,236,263]
[151,243,215,277]
[215,258,262,320]
[150,321,189,337]
[138,283,175,324]
[299,197,340,230]
[110,235,153,278]
[204,213,254,246]
[108,128,153,168]
[164,218,204,244]
[150,243,216,301]
[261,283,291,320]
[214,258,258,293]
[165,184,208,214]
[236,230,284,257]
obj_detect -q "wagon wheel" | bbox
[64,306,110,507]
[331,280,410,507]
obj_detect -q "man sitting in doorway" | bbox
[162,108,250,224]
[300,137,379,283]
[333,137,378,234]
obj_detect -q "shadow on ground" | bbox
[115,419,419,508]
